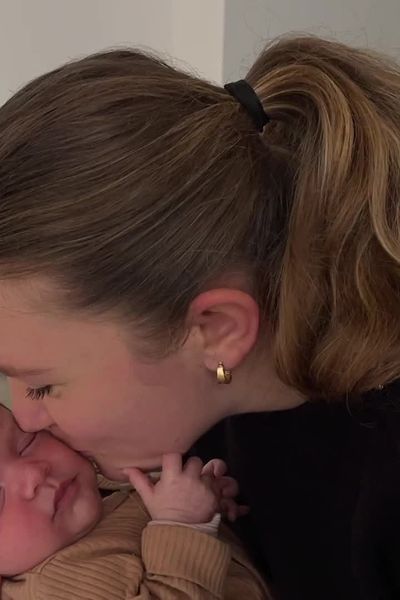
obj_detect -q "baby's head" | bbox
[0,404,102,576]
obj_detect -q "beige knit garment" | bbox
[3,491,270,599]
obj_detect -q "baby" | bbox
[0,405,269,599]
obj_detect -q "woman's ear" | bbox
[187,289,260,372]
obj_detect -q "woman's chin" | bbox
[96,457,162,481]
[98,464,128,482]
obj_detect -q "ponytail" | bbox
[247,37,400,396]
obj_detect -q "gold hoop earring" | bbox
[216,362,232,385]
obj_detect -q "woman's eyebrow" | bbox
[0,365,52,377]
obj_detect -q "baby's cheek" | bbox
[1,513,60,574]
[24,514,65,556]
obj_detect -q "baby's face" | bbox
[0,405,102,576]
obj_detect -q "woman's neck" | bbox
[222,347,306,417]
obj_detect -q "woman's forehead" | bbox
[0,303,63,368]
[0,276,56,311]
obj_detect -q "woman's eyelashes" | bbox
[25,385,53,401]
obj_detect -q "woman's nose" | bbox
[10,387,55,432]
[9,459,50,500]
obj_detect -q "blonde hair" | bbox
[0,36,400,398]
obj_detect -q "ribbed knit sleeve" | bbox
[3,493,268,600]
[4,527,231,600]
[141,524,231,598]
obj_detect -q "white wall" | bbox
[1,0,400,106]
[170,0,226,82]
[223,0,400,80]
[0,0,229,106]
[0,0,174,105]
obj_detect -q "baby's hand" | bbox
[202,459,249,522]
[124,454,219,523]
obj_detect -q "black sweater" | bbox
[192,384,400,600]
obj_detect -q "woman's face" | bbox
[0,281,225,480]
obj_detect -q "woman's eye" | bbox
[25,385,53,401]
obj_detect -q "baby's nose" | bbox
[11,459,50,499]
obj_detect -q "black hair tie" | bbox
[224,79,270,132]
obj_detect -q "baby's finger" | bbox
[123,468,154,502]
[184,456,204,479]
[220,498,248,522]
[220,498,236,521]
[237,505,250,517]
[202,458,227,478]
[162,453,183,478]
[218,476,239,499]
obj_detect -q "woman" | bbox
[0,35,400,599]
